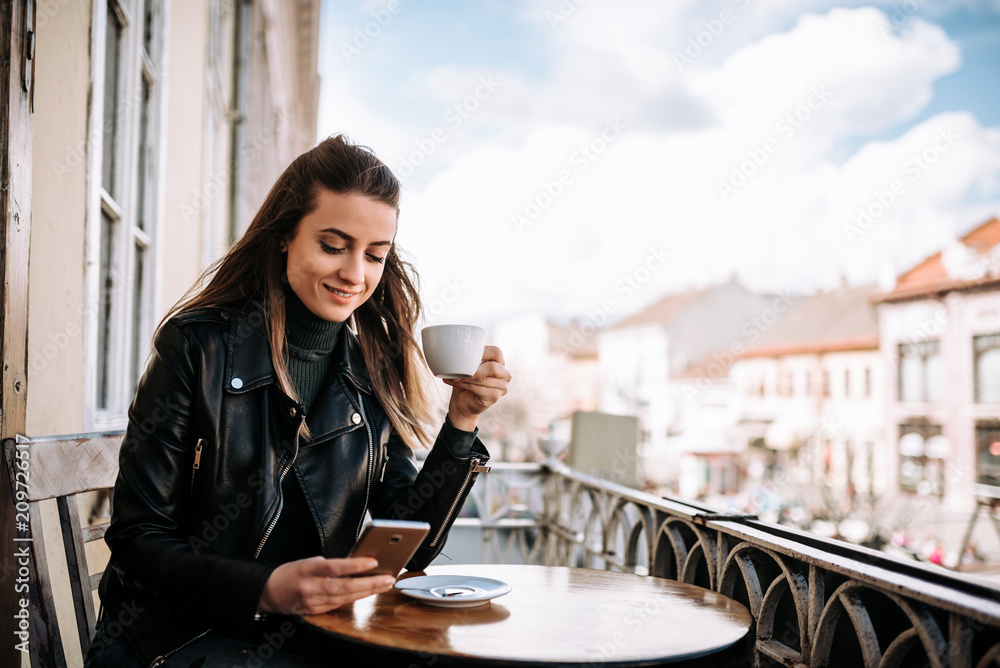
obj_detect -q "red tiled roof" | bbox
[740,284,879,358]
[740,335,879,358]
[874,218,1000,303]
[608,286,713,330]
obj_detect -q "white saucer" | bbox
[395,574,512,608]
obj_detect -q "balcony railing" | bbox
[455,461,1000,668]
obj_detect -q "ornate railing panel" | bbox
[453,462,547,565]
[460,462,1000,668]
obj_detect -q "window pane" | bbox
[102,6,122,196]
[899,422,944,495]
[130,244,146,397]
[977,422,1000,487]
[98,212,117,409]
[976,335,1000,403]
[926,353,945,403]
[899,350,923,402]
[137,80,151,231]
[143,0,155,59]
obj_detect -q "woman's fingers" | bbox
[481,345,505,366]
[262,557,397,616]
[315,556,378,577]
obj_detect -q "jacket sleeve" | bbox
[368,416,490,571]
[104,320,277,636]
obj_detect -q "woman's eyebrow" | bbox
[318,227,392,246]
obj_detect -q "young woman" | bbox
[85,135,511,667]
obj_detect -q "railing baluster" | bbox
[462,461,1000,667]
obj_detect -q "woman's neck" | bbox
[283,284,343,354]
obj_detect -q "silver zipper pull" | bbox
[471,457,490,474]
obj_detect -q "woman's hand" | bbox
[258,556,395,616]
[444,345,511,431]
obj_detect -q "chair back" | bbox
[4,431,124,668]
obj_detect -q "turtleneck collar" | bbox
[283,282,344,354]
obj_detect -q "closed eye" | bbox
[322,240,386,264]
[319,240,344,255]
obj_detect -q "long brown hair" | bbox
[160,135,434,448]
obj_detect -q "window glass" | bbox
[102,7,122,197]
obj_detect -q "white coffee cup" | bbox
[421,325,486,379]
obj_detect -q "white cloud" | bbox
[319,4,999,328]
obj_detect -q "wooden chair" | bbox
[3,431,125,668]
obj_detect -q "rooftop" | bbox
[875,217,1000,303]
[741,283,879,358]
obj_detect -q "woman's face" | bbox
[283,188,397,322]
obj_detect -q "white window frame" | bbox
[84,0,167,429]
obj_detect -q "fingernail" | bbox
[367,558,378,568]
[382,577,395,587]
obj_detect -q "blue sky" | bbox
[317,1,1000,327]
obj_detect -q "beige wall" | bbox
[160,0,211,313]
[28,6,97,666]
[27,0,92,437]
[23,3,320,663]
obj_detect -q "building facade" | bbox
[25,3,320,664]
[30,0,320,438]
[876,218,1000,516]
[730,284,886,511]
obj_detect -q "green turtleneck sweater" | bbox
[282,285,479,457]
[284,287,343,411]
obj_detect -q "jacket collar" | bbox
[225,307,373,398]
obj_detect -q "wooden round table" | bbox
[301,564,753,666]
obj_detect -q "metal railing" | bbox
[460,462,1000,668]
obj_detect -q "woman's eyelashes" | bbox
[319,240,386,264]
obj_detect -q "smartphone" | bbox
[347,519,431,577]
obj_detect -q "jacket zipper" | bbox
[428,456,490,548]
[254,413,305,559]
[355,392,375,541]
[150,417,303,666]
[148,628,211,667]
[150,439,210,666]
[189,438,204,496]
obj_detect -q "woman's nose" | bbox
[339,252,365,285]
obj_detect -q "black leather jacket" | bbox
[96,307,490,666]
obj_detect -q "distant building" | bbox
[490,314,600,460]
[874,218,1000,511]
[730,284,886,505]
[595,279,774,495]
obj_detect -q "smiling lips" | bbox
[324,284,360,304]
